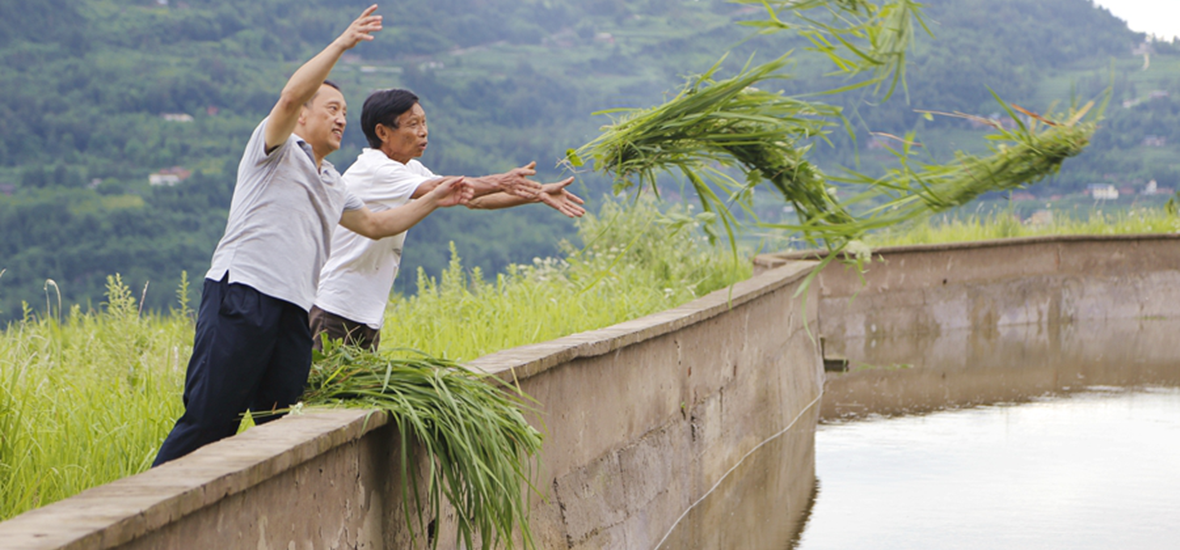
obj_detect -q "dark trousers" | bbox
[152,275,312,467]
[309,305,381,352]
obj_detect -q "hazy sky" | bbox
[1092,0,1180,40]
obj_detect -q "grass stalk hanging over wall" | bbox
[296,343,543,550]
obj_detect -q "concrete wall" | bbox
[754,234,1180,421]
[819,317,1180,420]
[756,234,1180,342]
[0,261,824,550]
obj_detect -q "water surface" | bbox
[798,387,1180,549]
[661,319,1180,549]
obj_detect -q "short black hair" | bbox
[304,80,343,107]
[361,88,420,149]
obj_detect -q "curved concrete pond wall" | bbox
[755,234,1180,421]
[3,234,1178,549]
[0,262,824,550]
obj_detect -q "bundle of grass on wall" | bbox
[298,343,544,550]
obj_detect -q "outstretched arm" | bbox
[411,161,543,200]
[264,5,382,152]
[466,177,586,218]
[340,176,472,239]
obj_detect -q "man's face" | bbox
[300,85,348,158]
[378,103,428,164]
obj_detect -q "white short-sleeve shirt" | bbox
[206,118,363,311]
[314,148,437,328]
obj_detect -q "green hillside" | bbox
[0,0,1174,321]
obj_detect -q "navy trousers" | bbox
[152,275,312,466]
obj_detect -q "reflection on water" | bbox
[822,318,1180,420]
[796,318,1180,549]
[798,388,1180,549]
[661,319,1180,549]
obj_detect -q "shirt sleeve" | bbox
[412,162,438,179]
[363,163,436,205]
[343,189,364,211]
[242,117,289,167]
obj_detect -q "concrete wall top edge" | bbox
[754,233,1180,268]
[467,260,819,379]
[0,409,382,550]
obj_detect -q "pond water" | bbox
[659,318,1180,549]
[799,387,1180,549]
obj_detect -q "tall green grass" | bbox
[0,275,189,520]
[385,198,751,360]
[0,198,750,522]
[866,206,1180,247]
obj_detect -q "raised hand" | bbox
[537,177,585,218]
[498,161,543,199]
[334,5,383,51]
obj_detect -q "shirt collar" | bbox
[295,137,336,175]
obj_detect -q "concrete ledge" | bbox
[469,260,818,380]
[755,233,1180,269]
[0,409,383,550]
[756,234,1180,341]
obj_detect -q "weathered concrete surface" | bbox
[756,234,1180,340]
[0,410,403,550]
[0,261,823,550]
[655,404,819,549]
[471,261,823,549]
[752,234,1180,421]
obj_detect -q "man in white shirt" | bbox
[153,7,473,466]
[311,88,585,350]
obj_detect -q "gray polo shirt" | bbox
[206,118,363,311]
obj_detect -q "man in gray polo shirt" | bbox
[153,5,472,466]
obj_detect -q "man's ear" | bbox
[375,123,390,142]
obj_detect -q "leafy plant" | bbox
[299,343,543,550]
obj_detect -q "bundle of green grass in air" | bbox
[298,343,543,550]
[737,0,927,99]
[573,0,1098,261]
[826,101,1099,239]
[570,54,851,250]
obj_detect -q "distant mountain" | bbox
[0,0,1173,321]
